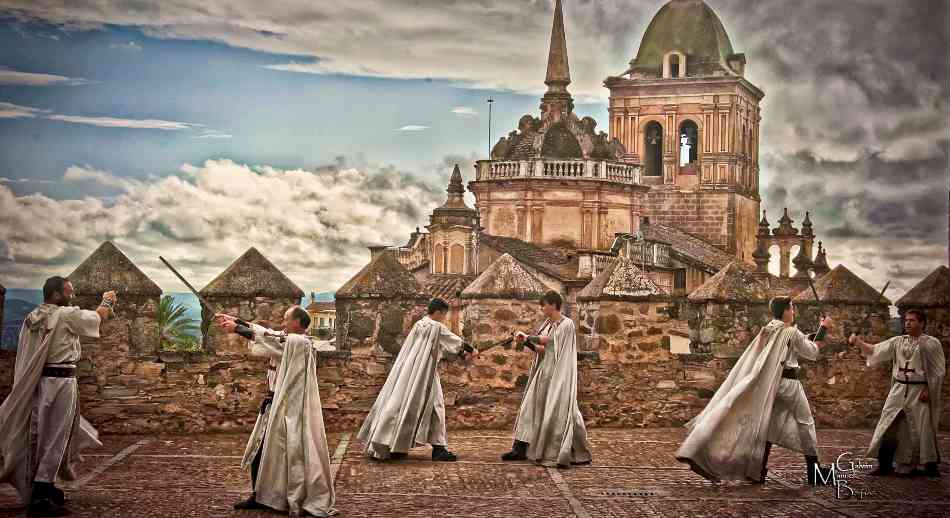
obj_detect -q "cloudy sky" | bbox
[0,0,947,300]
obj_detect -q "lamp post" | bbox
[487,98,494,159]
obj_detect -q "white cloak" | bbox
[0,304,101,502]
[239,324,336,517]
[357,316,464,459]
[866,334,944,469]
[512,317,592,467]
[676,320,801,481]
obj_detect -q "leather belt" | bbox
[894,378,927,385]
[781,367,801,380]
[42,366,77,378]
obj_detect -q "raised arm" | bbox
[851,335,897,367]
[215,315,286,360]
[439,324,465,356]
[790,328,820,362]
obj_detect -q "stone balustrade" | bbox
[475,159,641,185]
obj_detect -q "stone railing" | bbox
[475,159,641,185]
[577,250,619,279]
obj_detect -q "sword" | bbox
[159,256,253,335]
[805,272,829,342]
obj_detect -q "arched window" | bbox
[644,121,663,177]
[433,245,445,274]
[663,51,686,79]
[678,120,699,166]
[449,244,465,274]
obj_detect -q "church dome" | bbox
[630,0,739,78]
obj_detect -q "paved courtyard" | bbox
[1,428,949,517]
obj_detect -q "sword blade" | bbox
[159,256,216,313]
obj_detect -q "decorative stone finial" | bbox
[773,207,798,237]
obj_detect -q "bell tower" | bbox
[604,0,763,262]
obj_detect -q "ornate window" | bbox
[663,51,687,78]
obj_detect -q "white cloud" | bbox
[0,68,91,86]
[192,130,233,139]
[0,159,444,292]
[0,0,629,100]
[110,41,142,52]
[451,106,477,116]
[46,114,199,130]
[0,101,49,119]
[396,125,428,132]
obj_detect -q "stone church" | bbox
[336,0,823,347]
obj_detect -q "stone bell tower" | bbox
[604,0,763,262]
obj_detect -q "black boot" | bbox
[233,492,266,510]
[28,483,69,517]
[751,442,773,484]
[871,444,895,476]
[389,452,408,460]
[924,462,941,478]
[805,455,822,486]
[501,440,528,461]
[431,445,457,462]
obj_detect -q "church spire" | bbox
[545,0,571,93]
[540,0,574,123]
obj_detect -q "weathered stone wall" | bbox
[334,297,428,355]
[202,295,299,355]
[793,301,894,428]
[686,300,771,357]
[643,190,755,258]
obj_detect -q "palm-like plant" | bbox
[158,295,201,352]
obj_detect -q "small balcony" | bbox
[475,159,641,185]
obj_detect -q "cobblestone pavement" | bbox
[1,429,949,517]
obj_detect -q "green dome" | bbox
[631,0,737,77]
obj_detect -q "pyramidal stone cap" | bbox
[461,253,548,300]
[200,247,304,299]
[68,241,161,297]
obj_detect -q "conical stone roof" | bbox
[68,241,161,297]
[461,253,548,300]
[688,261,770,303]
[578,255,665,301]
[336,251,428,300]
[792,264,890,305]
[896,266,950,308]
[200,247,304,299]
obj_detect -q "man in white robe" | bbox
[0,276,113,517]
[502,291,592,468]
[676,297,833,485]
[216,306,336,517]
[357,298,474,462]
[851,309,945,478]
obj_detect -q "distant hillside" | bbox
[2,298,38,349]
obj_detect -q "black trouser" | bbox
[250,396,273,491]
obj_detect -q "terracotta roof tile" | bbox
[640,223,734,273]
[477,233,579,281]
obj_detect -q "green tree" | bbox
[158,295,201,352]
